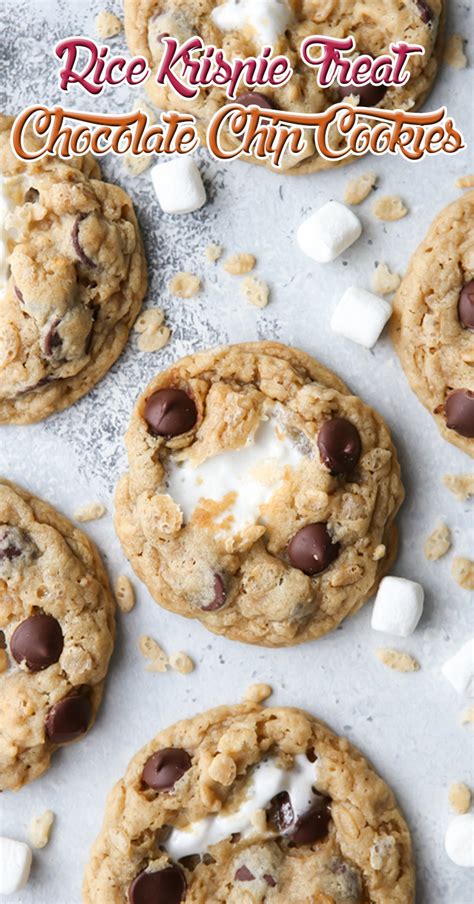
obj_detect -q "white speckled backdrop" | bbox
[1,1,473,901]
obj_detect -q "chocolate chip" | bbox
[43,319,63,358]
[235,866,255,881]
[416,0,433,24]
[445,390,474,438]
[264,875,277,887]
[142,747,192,791]
[14,286,24,304]
[338,81,387,106]
[458,280,474,331]
[129,865,186,904]
[202,574,227,612]
[24,187,40,203]
[290,795,332,846]
[237,92,274,109]
[45,692,91,743]
[0,526,23,562]
[267,791,295,833]
[288,523,340,575]
[72,215,96,269]
[10,614,63,671]
[144,388,198,437]
[317,417,362,476]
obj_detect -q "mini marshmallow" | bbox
[331,286,392,348]
[442,639,474,696]
[371,576,424,637]
[151,157,206,215]
[0,837,32,895]
[445,814,474,867]
[296,200,361,263]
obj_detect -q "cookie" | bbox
[392,191,474,457]
[115,342,403,647]
[0,479,115,791]
[0,114,147,423]
[124,0,444,174]
[83,702,415,903]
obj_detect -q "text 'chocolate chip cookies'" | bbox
[124,0,443,174]
[0,114,147,424]
[115,342,403,646]
[392,191,474,457]
[0,479,115,790]
[83,703,415,902]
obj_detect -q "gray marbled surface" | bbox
[0,1,473,901]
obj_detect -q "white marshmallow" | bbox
[442,639,474,696]
[0,837,33,895]
[211,0,292,47]
[331,286,392,348]
[296,201,361,263]
[371,576,424,637]
[445,814,474,867]
[151,157,206,215]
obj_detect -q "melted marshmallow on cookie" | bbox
[211,0,293,47]
[166,412,305,536]
[166,754,317,859]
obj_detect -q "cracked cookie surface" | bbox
[115,342,403,647]
[0,114,147,423]
[124,0,444,174]
[83,703,415,903]
[392,191,474,457]
[0,479,115,791]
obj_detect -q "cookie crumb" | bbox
[169,651,194,674]
[115,575,135,613]
[373,544,386,562]
[451,556,474,590]
[443,473,474,501]
[449,782,471,815]
[74,502,106,523]
[168,272,201,298]
[208,752,237,786]
[344,171,377,205]
[134,308,165,334]
[134,309,171,352]
[455,174,474,189]
[460,705,474,728]
[444,34,467,69]
[373,195,408,221]
[138,325,171,352]
[241,276,269,308]
[376,648,420,672]
[371,262,401,296]
[205,243,223,262]
[223,253,256,275]
[244,683,273,704]
[139,635,168,672]
[28,810,54,849]
[424,522,452,561]
[95,10,122,38]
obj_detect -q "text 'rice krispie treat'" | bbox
[115,342,404,647]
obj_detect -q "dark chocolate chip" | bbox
[235,866,255,881]
[416,0,433,24]
[10,614,63,671]
[142,747,192,791]
[288,523,340,575]
[144,388,197,437]
[236,92,275,109]
[72,215,96,269]
[43,319,63,358]
[0,526,23,562]
[45,692,91,743]
[458,280,474,331]
[264,874,277,887]
[267,791,295,833]
[317,417,362,476]
[202,574,227,612]
[445,390,474,438]
[290,795,332,846]
[338,81,387,106]
[129,865,186,904]
[24,187,40,203]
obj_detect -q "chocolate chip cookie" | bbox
[0,479,115,790]
[0,114,147,423]
[124,0,444,174]
[83,702,415,903]
[392,191,474,457]
[115,342,403,647]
